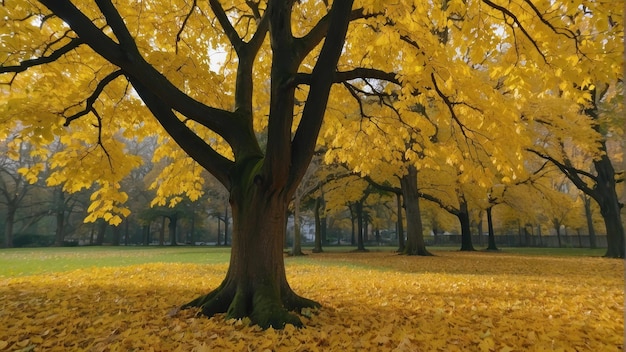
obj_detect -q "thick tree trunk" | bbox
[593,155,625,258]
[458,201,475,251]
[400,166,431,256]
[182,182,319,329]
[486,206,498,251]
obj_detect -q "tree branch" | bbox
[289,0,355,192]
[63,70,125,126]
[0,37,84,74]
[481,0,548,63]
[129,77,234,189]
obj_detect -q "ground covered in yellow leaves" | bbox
[0,250,623,351]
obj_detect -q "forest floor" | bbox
[0,246,622,351]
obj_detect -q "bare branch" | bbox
[63,70,125,126]
[481,0,548,63]
[175,0,198,54]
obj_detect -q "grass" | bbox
[0,246,231,277]
[0,245,609,277]
[0,246,622,351]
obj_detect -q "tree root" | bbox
[181,282,320,330]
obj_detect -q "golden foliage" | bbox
[0,252,622,351]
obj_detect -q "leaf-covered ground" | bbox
[0,250,622,351]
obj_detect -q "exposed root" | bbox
[181,281,320,330]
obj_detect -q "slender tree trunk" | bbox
[355,201,367,251]
[224,200,230,246]
[4,207,16,248]
[217,213,222,246]
[350,204,356,246]
[54,210,65,247]
[486,206,498,251]
[159,216,165,246]
[182,180,319,329]
[95,220,106,245]
[290,192,304,256]
[312,196,323,253]
[363,213,369,242]
[554,220,562,248]
[396,193,405,252]
[124,218,130,246]
[458,200,475,251]
[400,165,431,256]
[583,195,597,248]
[169,214,178,246]
[111,225,121,246]
[53,189,66,247]
[477,217,483,247]
[143,224,150,246]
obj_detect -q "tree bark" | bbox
[400,165,431,256]
[355,201,367,251]
[182,167,319,328]
[168,214,178,246]
[458,199,475,251]
[4,207,16,248]
[312,196,323,253]
[290,192,304,256]
[594,155,625,257]
[583,195,597,248]
[396,193,405,252]
[485,206,498,251]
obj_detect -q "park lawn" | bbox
[0,247,622,351]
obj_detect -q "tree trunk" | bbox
[312,196,323,253]
[355,201,367,251]
[458,200,475,251]
[396,193,405,252]
[224,200,230,246]
[182,180,319,329]
[159,216,166,246]
[350,204,356,245]
[554,220,562,248]
[53,189,66,247]
[111,225,121,246]
[593,155,625,257]
[583,195,597,248]
[95,220,107,245]
[400,165,431,256]
[54,210,65,247]
[486,206,498,251]
[4,207,16,248]
[217,213,222,246]
[169,214,178,246]
[142,224,150,246]
[290,192,304,256]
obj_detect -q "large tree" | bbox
[1,0,622,328]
